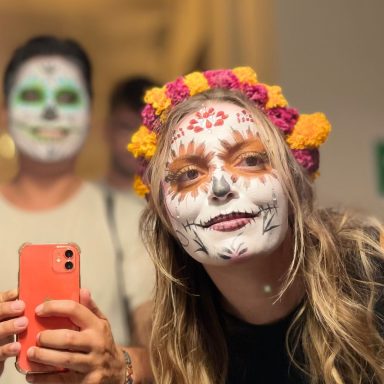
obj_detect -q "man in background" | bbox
[104,76,156,192]
[0,36,154,382]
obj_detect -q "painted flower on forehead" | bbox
[127,125,156,159]
[165,77,190,105]
[287,113,331,149]
[183,72,210,96]
[267,107,299,135]
[204,69,240,89]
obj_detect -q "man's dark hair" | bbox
[109,76,156,113]
[3,35,93,102]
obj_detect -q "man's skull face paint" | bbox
[163,102,289,265]
[8,56,90,162]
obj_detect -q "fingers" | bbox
[37,329,93,353]
[79,289,107,320]
[35,300,99,330]
[0,298,24,321]
[0,341,21,362]
[0,316,28,341]
[27,346,91,374]
[0,289,18,303]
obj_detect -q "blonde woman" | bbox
[128,67,384,384]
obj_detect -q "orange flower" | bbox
[286,113,331,149]
[133,175,150,197]
[233,66,258,85]
[264,85,288,109]
[127,125,157,159]
[144,87,171,115]
[183,72,210,96]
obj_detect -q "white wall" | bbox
[275,0,384,220]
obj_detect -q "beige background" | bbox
[0,0,382,219]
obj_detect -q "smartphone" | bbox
[16,243,81,374]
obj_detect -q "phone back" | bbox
[16,243,80,374]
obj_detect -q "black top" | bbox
[224,306,307,384]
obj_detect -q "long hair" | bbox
[141,88,384,383]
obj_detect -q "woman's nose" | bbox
[209,175,238,202]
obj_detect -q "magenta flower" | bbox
[292,148,319,173]
[165,77,190,105]
[240,83,268,108]
[204,69,240,89]
[141,104,158,130]
[267,107,299,135]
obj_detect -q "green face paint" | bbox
[8,56,90,163]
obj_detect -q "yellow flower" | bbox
[144,87,171,115]
[127,125,157,159]
[286,113,331,149]
[264,85,288,109]
[133,175,150,197]
[183,72,210,96]
[233,67,258,84]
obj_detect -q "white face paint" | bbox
[163,102,289,265]
[8,56,90,162]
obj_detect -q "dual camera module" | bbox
[64,249,74,270]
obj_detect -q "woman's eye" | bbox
[235,153,267,169]
[178,169,200,182]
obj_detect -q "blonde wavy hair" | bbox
[140,89,384,383]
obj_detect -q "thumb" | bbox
[80,288,107,320]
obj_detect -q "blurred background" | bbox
[0,0,382,219]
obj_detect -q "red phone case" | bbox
[16,243,80,374]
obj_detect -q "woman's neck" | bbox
[0,157,83,211]
[204,232,304,325]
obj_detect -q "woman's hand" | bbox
[0,288,28,375]
[25,288,126,384]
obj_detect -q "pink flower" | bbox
[240,83,268,107]
[165,77,190,105]
[292,148,319,173]
[267,107,299,135]
[204,69,240,89]
[141,104,157,130]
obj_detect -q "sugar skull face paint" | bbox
[163,102,289,265]
[8,56,90,162]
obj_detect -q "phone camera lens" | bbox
[65,261,73,270]
[65,250,73,258]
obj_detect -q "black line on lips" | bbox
[183,200,278,231]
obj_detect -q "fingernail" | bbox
[26,374,34,382]
[14,316,27,328]
[27,347,35,358]
[11,300,24,311]
[35,304,43,314]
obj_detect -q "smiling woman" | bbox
[128,67,384,384]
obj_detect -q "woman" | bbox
[128,67,384,383]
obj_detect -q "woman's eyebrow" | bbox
[218,137,266,159]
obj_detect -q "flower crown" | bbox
[128,67,331,196]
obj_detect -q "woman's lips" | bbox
[204,212,257,232]
[210,217,253,232]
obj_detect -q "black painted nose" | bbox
[42,106,58,121]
